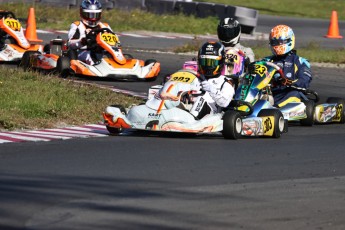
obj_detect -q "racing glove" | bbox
[80,37,88,46]
[201,80,217,94]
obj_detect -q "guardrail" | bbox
[6,0,258,34]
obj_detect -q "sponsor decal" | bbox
[206,44,214,51]
[195,97,205,112]
[242,119,261,136]
[148,113,161,119]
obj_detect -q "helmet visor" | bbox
[81,11,101,21]
[198,56,221,68]
[270,38,291,46]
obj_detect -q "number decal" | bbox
[254,64,267,77]
[262,116,274,136]
[170,76,190,82]
[225,53,238,62]
[169,72,196,83]
[335,104,343,121]
[263,117,272,133]
[101,33,118,46]
[5,18,21,31]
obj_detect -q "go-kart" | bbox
[65,28,160,81]
[103,65,287,139]
[19,37,70,76]
[269,64,345,125]
[0,10,43,63]
[226,61,287,138]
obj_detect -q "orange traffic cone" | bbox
[325,10,343,39]
[25,7,43,43]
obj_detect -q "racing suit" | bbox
[190,75,235,119]
[67,21,113,65]
[231,43,255,63]
[262,51,312,107]
[222,44,255,89]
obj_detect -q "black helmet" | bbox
[198,41,225,79]
[217,17,241,47]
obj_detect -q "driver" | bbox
[67,0,114,65]
[189,41,235,119]
[0,11,16,50]
[217,17,255,63]
[262,25,313,107]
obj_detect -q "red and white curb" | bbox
[0,124,110,144]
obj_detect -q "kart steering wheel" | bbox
[85,28,115,49]
[265,61,319,102]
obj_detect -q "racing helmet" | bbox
[217,17,241,47]
[198,41,225,79]
[80,0,102,27]
[269,25,295,56]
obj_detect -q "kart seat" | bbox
[49,38,66,55]
[261,94,274,106]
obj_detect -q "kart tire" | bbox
[43,44,50,54]
[326,97,345,124]
[106,105,127,134]
[300,100,315,126]
[124,53,133,59]
[20,51,39,71]
[67,49,78,60]
[145,59,157,66]
[57,56,71,78]
[223,110,242,140]
[257,109,285,138]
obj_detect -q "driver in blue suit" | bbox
[262,25,313,107]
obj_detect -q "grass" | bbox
[0,67,143,131]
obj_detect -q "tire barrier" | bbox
[136,0,258,34]
[4,0,258,34]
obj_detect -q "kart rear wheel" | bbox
[20,51,39,71]
[106,105,127,134]
[57,56,71,78]
[258,109,285,138]
[300,100,315,126]
[144,59,158,82]
[223,110,242,140]
[326,97,345,123]
[67,49,78,60]
[124,53,133,59]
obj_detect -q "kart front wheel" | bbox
[223,110,242,140]
[300,100,315,126]
[326,97,345,124]
[20,51,39,71]
[57,56,71,78]
[258,109,285,138]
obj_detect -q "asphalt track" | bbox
[1,16,345,229]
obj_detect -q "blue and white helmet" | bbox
[80,0,102,27]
